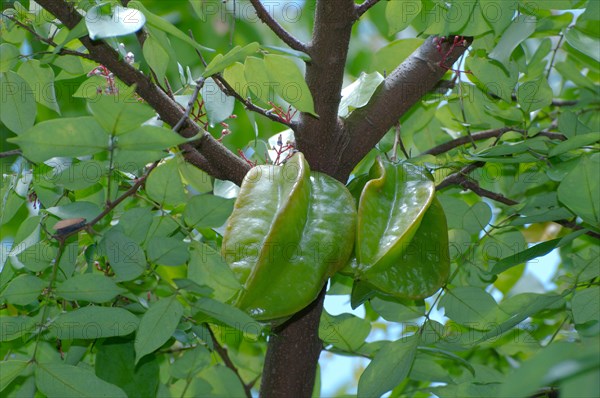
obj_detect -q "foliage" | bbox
[1,0,599,397]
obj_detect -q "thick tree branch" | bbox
[259,288,326,398]
[296,0,356,175]
[248,0,308,53]
[35,0,250,186]
[355,0,381,17]
[340,36,472,176]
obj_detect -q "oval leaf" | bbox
[135,296,183,364]
[35,362,127,398]
[85,3,146,40]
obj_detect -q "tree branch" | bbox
[208,326,252,398]
[340,36,472,176]
[248,0,308,53]
[437,163,600,240]
[0,149,22,158]
[355,0,381,18]
[35,0,250,186]
[421,127,567,157]
[296,0,356,175]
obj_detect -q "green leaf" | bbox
[558,153,600,226]
[357,334,419,398]
[572,287,599,327]
[370,297,425,323]
[264,54,316,116]
[145,159,187,206]
[16,241,56,272]
[499,341,600,398]
[0,274,46,306]
[386,0,422,35]
[188,243,241,302]
[142,34,169,83]
[0,315,36,341]
[100,229,147,282]
[565,27,600,62]
[46,201,102,222]
[468,56,517,103]
[146,237,189,266]
[200,78,235,126]
[88,93,155,135]
[8,117,108,162]
[479,293,565,343]
[479,0,514,35]
[203,42,260,77]
[85,3,146,40]
[35,362,127,398]
[369,38,424,75]
[489,15,536,65]
[491,231,583,275]
[462,201,492,235]
[243,56,274,106]
[96,338,160,398]
[0,71,36,134]
[54,160,108,190]
[18,59,60,113]
[129,1,213,52]
[517,75,553,113]
[0,360,30,393]
[116,125,192,151]
[170,345,211,379]
[549,132,600,157]
[338,71,384,118]
[319,311,371,352]
[0,43,20,72]
[55,274,126,303]
[51,306,139,339]
[184,194,234,229]
[261,44,311,61]
[135,296,183,364]
[176,154,213,194]
[438,287,505,329]
[193,297,258,330]
[198,366,246,398]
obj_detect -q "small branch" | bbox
[1,13,93,60]
[187,30,293,128]
[547,32,565,80]
[355,0,381,18]
[173,78,205,132]
[437,163,600,240]
[207,326,252,398]
[0,149,22,158]
[55,162,159,241]
[421,128,567,157]
[212,74,295,128]
[248,0,308,53]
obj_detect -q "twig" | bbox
[207,326,252,398]
[56,162,159,241]
[437,163,600,240]
[422,127,567,156]
[2,13,93,60]
[212,74,295,128]
[355,0,381,18]
[248,0,308,53]
[547,32,565,80]
[0,149,21,158]
[173,78,205,132]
